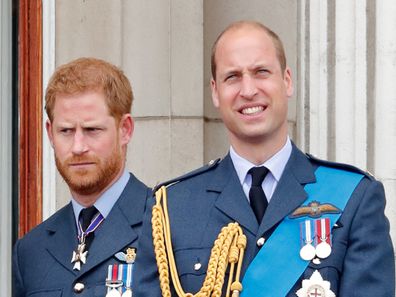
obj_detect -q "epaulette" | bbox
[306,153,375,180]
[153,158,222,193]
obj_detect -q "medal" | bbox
[106,264,123,297]
[71,243,88,271]
[300,243,316,261]
[71,212,104,270]
[106,261,134,296]
[296,270,335,297]
[300,220,316,261]
[107,289,122,297]
[315,218,332,259]
[122,288,132,297]
[121,262,133,297]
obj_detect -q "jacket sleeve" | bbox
[339,179,395,296]
[133,197,163,296]
[12,240,26,297]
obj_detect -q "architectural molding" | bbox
[42,0,56,220]
[18,0,43,236]
[0,0,13,294]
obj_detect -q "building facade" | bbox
[1,0,395,295]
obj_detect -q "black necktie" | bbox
[248,166,269,224]
[79,206,98,250]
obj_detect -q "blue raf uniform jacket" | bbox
[133,145,395,296]
[13,173,151,297]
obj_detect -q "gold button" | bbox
[73,282,85,293]
[256,237,265,247]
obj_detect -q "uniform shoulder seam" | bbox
[153,158,222,193]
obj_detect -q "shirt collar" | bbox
[230,137,292,185]
[71,169,130,225]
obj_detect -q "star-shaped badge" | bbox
[296,270,335,297]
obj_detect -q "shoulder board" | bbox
[306,153,375,180]
[153,158,222,193]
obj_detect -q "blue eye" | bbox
[257,69,269,75]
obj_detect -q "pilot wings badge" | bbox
[289,201,341,219]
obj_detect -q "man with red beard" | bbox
[13,57,151,297]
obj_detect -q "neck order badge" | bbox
[71,208,104,271]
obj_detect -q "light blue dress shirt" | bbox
[230,137,292,203]
[71,169,130,228]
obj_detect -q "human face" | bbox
[211,26,293,151]
[46,91,133,203]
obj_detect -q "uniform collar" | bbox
[71,169,130,226]
[230,137,292,185]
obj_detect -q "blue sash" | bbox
[241,166,364,297]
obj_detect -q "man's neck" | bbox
[71,166,125,207]
[230,134,288,165]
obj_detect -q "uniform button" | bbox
[208,160,215,166]
[256,237,265,247]
[73,282,85,293]
[194,262,202,271]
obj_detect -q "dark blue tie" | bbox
[248,166,269,224]
[79,206,98,249]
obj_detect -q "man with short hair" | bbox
[13,57,151,297]
[134,21,394,296]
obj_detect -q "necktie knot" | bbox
[79,206,98,232]
[248,166,269,186]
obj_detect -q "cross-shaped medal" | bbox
[71,242,88,271]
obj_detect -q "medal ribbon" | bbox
[315,218,331,245]
[78,212,105,242]
[106,263,134,294]
[241,166,364,297]
[300,220,314,246]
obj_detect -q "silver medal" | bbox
[300,243,316,261]
[315,241,332,259]
[106,288,122,297]
[122,288,133,297]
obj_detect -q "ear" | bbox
[211,78,220,108]
[45,119,55,148]
[119,114,134,145]
[283,67,294,98]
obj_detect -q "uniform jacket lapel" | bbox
[45,203,79,276]
[209,155,259,236]
[79,174,147,274]
[258,144,316,237]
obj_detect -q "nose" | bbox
[71,129,88,155]
[240,74,258,99]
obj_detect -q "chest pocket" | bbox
[173,247,212,293]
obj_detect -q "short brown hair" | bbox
[45,57,133,122]
[211,20,287,80]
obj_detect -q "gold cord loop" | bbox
[152,186,247,297]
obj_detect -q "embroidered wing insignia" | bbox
[290,201,341,219]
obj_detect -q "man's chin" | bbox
[68,181,102,196]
